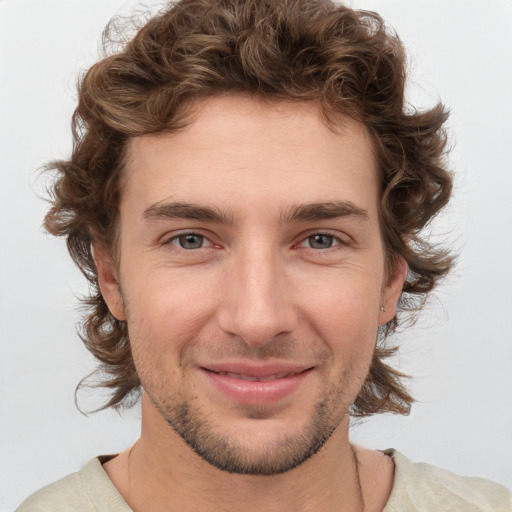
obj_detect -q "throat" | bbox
[105,430,372,512]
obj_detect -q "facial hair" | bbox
[136,337,362,476]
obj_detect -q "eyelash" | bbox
[297,231,349,250]
[162,230,349,252]
[163,231,215,250]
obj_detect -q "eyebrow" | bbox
[282,201,369,223]
[142,201,234,224]
[142,200,368,225]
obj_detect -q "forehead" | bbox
[122,96,379,218]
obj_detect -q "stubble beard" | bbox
[145,373,353,476]
[125,299,366,476]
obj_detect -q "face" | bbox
[97,96,405,475]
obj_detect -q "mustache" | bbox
[180,336,331,364]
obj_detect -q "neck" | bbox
[106,393,397,512]
[104,397,371,512]
[129,436,363,512]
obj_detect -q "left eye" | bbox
[302,234,339,249]
[170,233,206,249]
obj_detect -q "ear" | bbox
[93,244,126,321]
[379,255,407,325]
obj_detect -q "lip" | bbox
[199,362,313,405]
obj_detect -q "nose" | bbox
[217,246,298,347]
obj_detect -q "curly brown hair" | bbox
[44,0,453,415]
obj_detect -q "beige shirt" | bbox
[16,449,512,512]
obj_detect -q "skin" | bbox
[96,95,406,512]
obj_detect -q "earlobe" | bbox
[379,256,408,325]
[93,244,126,321]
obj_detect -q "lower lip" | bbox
[201,368,312,405]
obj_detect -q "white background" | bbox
[1,0,511,509]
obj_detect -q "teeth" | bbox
[259,372,290,381]
[216,371,295,381]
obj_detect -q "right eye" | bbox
[305,233,337,249]
[168,233,207,250]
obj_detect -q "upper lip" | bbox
[200,361,313,378]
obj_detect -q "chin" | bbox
[149,387,349,475]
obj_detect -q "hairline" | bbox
[101,93,395,283]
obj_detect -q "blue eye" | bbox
[173,233,205,249]
[307,234,336,249]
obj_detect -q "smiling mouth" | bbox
[207,370,305,382]
[201,366,313,404]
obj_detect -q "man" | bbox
[15,0,511,510]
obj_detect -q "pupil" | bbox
[310,234,333,249]
[180,234,203,249]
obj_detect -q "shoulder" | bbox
[15,457,131,512]
[15,469,93,512]
[383,449,512,512]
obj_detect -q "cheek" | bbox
[297,268,383,327]
[296,269,382,367]
[121,265,219,353]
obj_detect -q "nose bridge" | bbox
[218,240,296,345]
